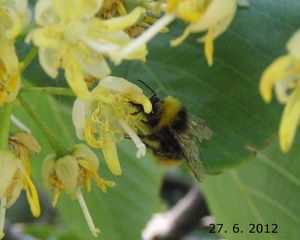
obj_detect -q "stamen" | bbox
[11,115,31,133]
[81,36,119,54]
[119,14,175,59]
[118,119,146,158]
[76,191,100,237]
[0,198,6,239]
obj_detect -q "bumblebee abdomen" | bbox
[154,128,184,159]
[141,127,184,161]
[170,107,188,133]
[155,156,181,166]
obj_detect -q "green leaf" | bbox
[25,224,82,240]
[201,134,300,240]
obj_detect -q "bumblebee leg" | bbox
[131,110,142,115]
[129,101,143,115]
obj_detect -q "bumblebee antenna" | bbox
[137,80,157,97]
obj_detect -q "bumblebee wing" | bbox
[190,115,213,141]
[172,131,205,181]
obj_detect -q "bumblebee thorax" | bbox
[156,96,183,130]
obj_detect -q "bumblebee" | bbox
[135,81,213,181]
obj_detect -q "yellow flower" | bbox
[42,144,115,237]
[9,131,41,172]
[0,37,20,106]
[7,132,41,216]
[119,0,236,65]
[27,0,147,99]
[0,149,41,238]
[167,0,237,66]
[260,30,300,152]
[0,0,31,105]
[0,0,31,39]
[72,76,152,175]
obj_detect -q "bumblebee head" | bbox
[136,80,162,114]
[150,95,162,114]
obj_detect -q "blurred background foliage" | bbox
[7,0,300,239]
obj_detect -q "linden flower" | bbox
[260,30,300,152]
[119,0,237,66]
[72,76,152,176]
[167,0,237,65]
[0,0,31,39]
[42,144,115,237]
[0,37,20,106]
[0,0,31,105]
[0,150,41,239]
[26,0,147,99]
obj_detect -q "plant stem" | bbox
[18,94,69,158]
[0,103,13,150]
[17,22,37,41]
[20,47,38,72]
[21,86,75,97]
[119,13,175,59]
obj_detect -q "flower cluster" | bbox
[0,132,41,238]
[118,0,237,66]
[23,0,238,101]
[0,0,238,238]
[26,0,147,99]
[0,0,31,105]
[260,30,300,152]
[42,144,115,236]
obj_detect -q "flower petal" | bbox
[97,76,143,93]
[102,135,121,176]
[97,76,152,113]
[77,50,111,79]
[72,99,92,140]
[0,151,18,198]
[35,0,60,25]
[53,0,103,21]
[287,30,300,61]
[5,179,22,209]
[189,0,237,33]
[101,7,146,32]
[38,47,60,78]
[274,76,295,104]
[260,55,293,103]
[73,144,99,170]
[170,27,191,47]
[11,131,41,155]
[279,88,300,152]
[23,172,41,217]
[0,5,22,38]
[41,154,56,191]
[204,28,213,66]
[55,155,79,195]
[63,53,91,99]
[0,37,19,74]
[27,28,62,49]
